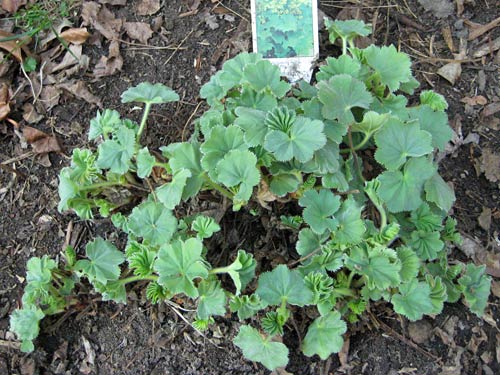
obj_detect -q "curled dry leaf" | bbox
[437,62,461,85]
[123,22,153,44]
[93,40,122,78]
[256,180,277,210]
[22,103,43,124]
[57,81,103,108]
[81,2,122,41]
[0,29,28,61]
[137,0,161,16]
[49,44,83,74]
[23,126,62,155]
[1,0,27,13]
[482,102,500,118]
[60,28,91,45]
[40,85,62,112]
[0,83,10,120]
[480,148,500,184]
[461,95,488,106]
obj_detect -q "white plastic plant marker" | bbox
[250,0,319,83]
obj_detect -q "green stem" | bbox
[346,271,355,288]
[341,37,348,55]
[118,274,158,285]
[137,102,152,141]
[333,287,356,298]
[78,181,125,191]
[340,132,371,154]
[209,267,230,275]
[203,175,234,199]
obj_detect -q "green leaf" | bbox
[316,55,362,82]
[162,142,204,199]
[396,247,420,283]
[219,52,262,89]
[154,238,209,298]
[216,149,260,205]
[230,294,264,320]
[136,147,156,178]
[234,325,289,371]
[351,111,389,136]
[458,264,491,316]
[76,237,125,285]
[420,90,448,111]
[302,311,347,360]
[269,173,300,197]
[333,198,366,245]
[236,87,278,111]
[424,173,456,212]
[410,203,443,232]
[391,279,434,321]
[256,264,313,306]
[299,189,341,234]
[26,256,56,289]
[191,215,220,239]
[95,280,127,304]
[378,157,436,212]
[121,82,179,104]
[128,201,178,247]
[426,275,447,314]
[364,45,412,91]
[407,105,451,151]
[156,169,191,210]
[89,109,122,140]
[22,56,37,72]
[128,247,156,277]
[243,60,290,97]
[301,139,340,175]
[96,126,136,174]
[371,95,409,118]
[221,250,257,295]
[201,125,247,179]
[9,306,45,353]
[197,279,226,320]
[264,116,326,163]
[69,148,100,184]
[374,118,433,170]
[408,230,444,261]
[325,19,371,44]
[318,74,373,124]
[234,107,268,147]
[298,247,344,275]
[296,228,328,257]
[345,245,401,290]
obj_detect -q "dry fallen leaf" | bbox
[473,36,500,58]
[60,28,91,45]
[137,0,160,16]
[256,180,277,210]
[123,22,153,44]
[482,102,500,118]
[40,85,62,112]
[478,207,492,231]
[93,40,123,78]
[0,83,10,120]
[480,148,500,184]
[48,44,82,74]
[81,2,122,41]
[23,126,62,155]
[437,62,461,85]
[0,29,27,61]
[1,0,27,13]
[58,81,103,108]
[461,95,488,106]
[22,103,43,124]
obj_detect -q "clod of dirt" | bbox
[408,320,433,344]
[480,148,500,184]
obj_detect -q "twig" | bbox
[181,101,203,141]
[288,247,321,267]
[163,29,195,66]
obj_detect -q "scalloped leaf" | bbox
[96,126,136,174]
[391,279,434,321]
[302,311,347,360]
[121,82,179,104]
[128,201,178,247]
[364,45,412,91]
[299,189,341,234]
[243,60,290,97]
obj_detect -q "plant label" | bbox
[250,0,319,82]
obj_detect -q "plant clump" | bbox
[10,20,491,370]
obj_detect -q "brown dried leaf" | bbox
[481,149,500,184]
[461,95,488,106]
[123,22,153,44]
[441,25,455,52]
[491,280,500,298]
[81,2,122,40]
[1,0,26,13]
[40,85,61,111]
[0,51,12,77]
[473,36,500,58]
[59,28,90,45]
[137,0,160,16]
[478,207,492,231]
[256,180,277,210]
[0,29,25,61]
[437,62,461,85]
[49,44,82,73]
[58,81,102,108]
[467,16,500,41]
[22,103,43,124]
[482,102,500,118]
[0,83,10,120]
[93,40,123,78]
[31,136,62,155]
[23,126,47,143]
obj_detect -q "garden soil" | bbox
[0,0,499,374]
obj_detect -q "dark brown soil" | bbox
[1,0,499,374]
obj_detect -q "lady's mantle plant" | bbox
[11,20,491,369]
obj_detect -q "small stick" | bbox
[163,29,195,66]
